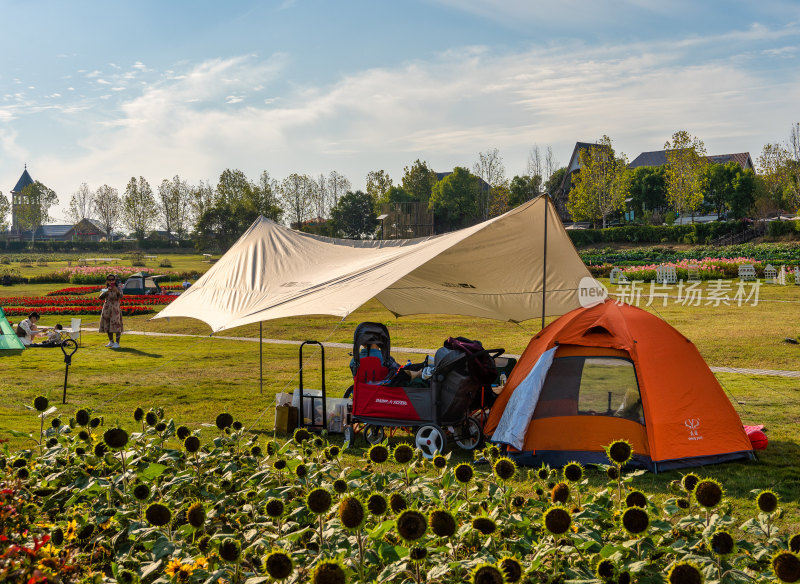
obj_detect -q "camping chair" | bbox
[473,355,517,427]
[738,264,756,281]
[764,264,777,284]
[69,318,81,347]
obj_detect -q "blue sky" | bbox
[1,0,799,221]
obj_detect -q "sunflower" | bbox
[543,506,571,535]
[219,538,241,563]
[681,473,700,492]
[145,503,172,527]
[551,482,570,504]
[144,411,158,427]
[624,490,647,509]
[186,502,206,529]
[333,479,348,494]
[367,493,388,516]
[595,557,615,581]
[307,488,333,515]
[338,496,366,530]
[757,490,780,514]
[265,498,285,518]
[393,443,414,464]
[432,454,447,469]
[64,519,78,541]
[215,413,234,430]
[693,479,724,509]
[75,409,90,426]
[165,558,185,578]
[33,396,49,412]
[311,559,347,584]
[454,462,474,484]
[389,493,407,514]
[263,549,293,581]
[472,516,497,536]
[537,465,550,481]
[133,407,144,422]
[789,533,800,553]
[176,425,190,440]
[396,509,428,542]
[293,427,311,443]
[605,439,633,465]
[428,508,457,538]
[667,561,704,584]
[621,507,649,535]
[563,461,583,483]
[471,563,506,584]
[103,427,129,450]
[497,556,522,583]
[773,551,800,583]
[493,457,516,482]
[709,529,735,557]
[183,435,200,453]
[193,556,209,570]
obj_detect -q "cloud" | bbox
[225,95,244,104]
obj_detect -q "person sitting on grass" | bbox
[16,311,42,346]
[31,324,64,348]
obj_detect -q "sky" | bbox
[1,0,799,222]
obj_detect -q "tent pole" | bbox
[259,322,263,395]
[541,194,548,330]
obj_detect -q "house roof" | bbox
[35,224,72,237]
[12,168,34,193]
[628,150,753,170]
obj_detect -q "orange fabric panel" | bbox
[523,416,650,456]
[553,345,629,358]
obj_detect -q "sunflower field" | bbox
[3,400,800,584]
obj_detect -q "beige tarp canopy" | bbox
[152,196,590,332]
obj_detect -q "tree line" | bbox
[566,125,800,228]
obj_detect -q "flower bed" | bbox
[1,403,795,584]
[46,286,104,296]
[3,305,154,316]
[0,295,176,307]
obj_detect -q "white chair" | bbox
[609,267,629,285]
[738,264,756,281]
[70,318,81,346]
[687,265,700,282]
[764,264,777,284]
[656,265,677,285]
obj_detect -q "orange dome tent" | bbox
[484,299,753,471]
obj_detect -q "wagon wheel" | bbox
[453,416,484,451]
[364,424,385,446]
[415,424,447,459]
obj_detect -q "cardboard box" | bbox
[274,405,298,434]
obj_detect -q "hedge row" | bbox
[566,221,747,246]
[0,239,195,253]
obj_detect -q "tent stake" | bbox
[259,322,263,394]
[541,194,548,330]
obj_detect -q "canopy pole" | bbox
[259,322,263,394]
[541,194,548,330]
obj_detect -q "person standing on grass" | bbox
[99,274,124,348]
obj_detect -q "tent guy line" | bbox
[78,327,800,379]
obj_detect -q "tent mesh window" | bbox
[533,357,643,424]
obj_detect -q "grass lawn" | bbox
[2,276,800,529]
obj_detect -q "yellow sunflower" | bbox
[64,520,78,542]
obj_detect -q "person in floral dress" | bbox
[99,274,124,348]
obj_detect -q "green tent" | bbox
[0,307,25,356]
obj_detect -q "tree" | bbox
[251,171,283,222]
[0,191,10,232]
[377,186,415,206]
[17,181,58,242]
[544,167,567,195]
[729,168,757,219]
[428,167,481,232]
[473,148,505,220]
[628,166,667,221]
[67,183,95,233]
[122,176,157,240]
[527,145,543,180]
[330,190,378,239]
[216,169,253,207]
[327,171,351,210]
[566,136,631,228]
[509,175,542,208]
[544,146,559,183]
[401,160,438,202]
[280,173,315,229]
[488,182,511,218]
[311,173,329,220]
[158,175,192,240]
[758,142,794,212]
[789,122,800,210]
[703,163,737,219]
[93,185,122,242]
[191,180,216,224]
[365,170,392,205]
[664,130,707,221]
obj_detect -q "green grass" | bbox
[2,274,800,530]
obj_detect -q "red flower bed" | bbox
[0,295,176,307]
[46,286,103,296]
[3,305,153,316]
